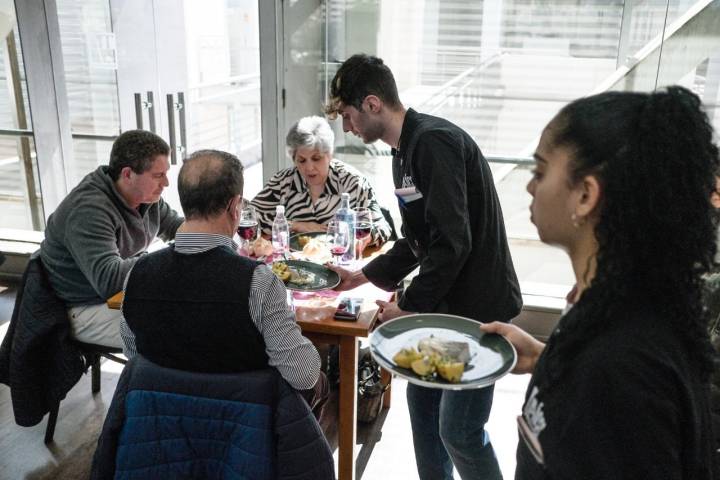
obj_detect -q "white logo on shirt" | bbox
[523,386,547,434]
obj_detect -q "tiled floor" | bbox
[358,373,530,479]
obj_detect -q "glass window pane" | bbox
[69,138,113,186]
[182,0,263,195]
[0,30,32,131]
[0,5,41,231]
[0,135,41,230]
[56,0,120,136]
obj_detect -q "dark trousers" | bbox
[407,383,502,480]
[299,371,329,421]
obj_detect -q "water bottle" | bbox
[271,205,290,257]
[334,193,356,265]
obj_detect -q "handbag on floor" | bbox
[357,347,388,423]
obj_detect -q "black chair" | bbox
[0,251,127,444]
[44,342,126,444]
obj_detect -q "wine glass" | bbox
[354,207,373,257]
[327,219,350,265]
[355,207,373,239]
[237,204,259,255]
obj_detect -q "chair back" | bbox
[92,356,335,480]
[0,252,85,427]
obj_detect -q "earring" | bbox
[571,213,580,228]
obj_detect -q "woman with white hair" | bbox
[251,115,391,246]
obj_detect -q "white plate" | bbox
[370,313,517,390]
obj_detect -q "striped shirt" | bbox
[251,159,391,245]
[119,232,320,390]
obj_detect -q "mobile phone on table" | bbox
[334,297,363,321]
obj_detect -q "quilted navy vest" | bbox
[123,245,268,373]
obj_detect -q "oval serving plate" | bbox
[289,232,328,252]
[370,313,517,390]
[271,259,340,292]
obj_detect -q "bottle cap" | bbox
[276,205,285,214]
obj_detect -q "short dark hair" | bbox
[325,54,402,117]
[178,149,244,220]
[107,130,170,181]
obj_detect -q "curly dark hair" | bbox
[108,130,170,181]
[547,86,719,381]
[325,54,402,117]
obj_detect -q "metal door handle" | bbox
[134,92,157,133]
[177,91,187,158]
[166,93,177,165]
[146,91,156,133]
[134,93,143,130]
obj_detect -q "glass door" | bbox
[110,0,264,211]
[53,0,264,214]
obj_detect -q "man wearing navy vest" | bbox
[120,149,327,418]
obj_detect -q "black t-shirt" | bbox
[516,305,715,480]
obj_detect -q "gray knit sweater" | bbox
[41,166,183,306]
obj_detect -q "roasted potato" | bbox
[392,347,421,369]
[436,361,465,383]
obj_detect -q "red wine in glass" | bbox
[330,245,347,258]
[355,222,372,240]
[237,221,258,240]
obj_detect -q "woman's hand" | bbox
[291,221,326,234]
[479,322,545,374]
[326,264,368,291]
[375,300,411,323]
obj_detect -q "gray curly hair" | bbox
[285,116,334,160]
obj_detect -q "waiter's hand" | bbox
[327,264,368,291]
[375,300,411,323]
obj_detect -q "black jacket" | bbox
[0,253,85,426]
[91,356,335,480]
[363,109,522,322]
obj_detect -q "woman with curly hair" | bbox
[482,86,718,479]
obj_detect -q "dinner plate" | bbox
[370,313,517,390]
[271,259,340,292]
[289,232,328,251]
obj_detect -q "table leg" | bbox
[338,335,359,480]
[380,367,392,408]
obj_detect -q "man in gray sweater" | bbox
[41,130,184,348]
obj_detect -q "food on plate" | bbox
[410,356,436,377]
[418,337,471,364]
[297,235,312,248]
[271,261,314,286]
[271,261,292,282]
[302,238,328,257]
[392,347,422,369]
[436,361,465,383]
[392,336,470,383]
[249,237,273,257]
[289,268,313,285]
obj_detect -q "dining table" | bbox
[106,243,395,480]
